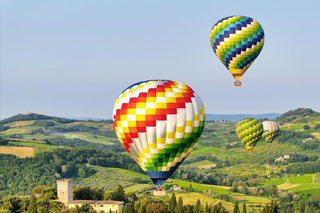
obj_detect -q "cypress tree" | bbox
[233,201,240,213]
[242,203,247,213]
[175,196,184,213]
[170,193,177,213]
[194,199,201,213]
[26,193,37,213]
[271,200,278,213]
[204,202,209,213]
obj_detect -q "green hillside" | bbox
[1,109,320,212]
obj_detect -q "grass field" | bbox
[124,184,153,193]
[288,183,319,191]
[4,120,36,127]
[189,147,220,156]
[60,133,114,144]
[288,174,313,184]
[0,126,42,136]
[181,160,216,169]
[297,188,320,195]
[259,178,285,185]
[289,125,304,130]
[311,132,320,139]
[9,141,53,147]
[164,179,230,194]
[83,122,103,128]
[106,168,150,180]
[232,194,271,204]
[280,126,289,131]
[0,146,35,158]
[314,174,320,183]
[216,163,269,177]
[302,130,318,134]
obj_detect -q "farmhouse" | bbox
[275,156,285,163]
[172,185,182,191]
[57,179,124,213]
[283,155,290,159]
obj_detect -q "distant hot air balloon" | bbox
[113,80,205,185]
[236,118,263,153]
[210,15,265,86]
[262,121,279,147]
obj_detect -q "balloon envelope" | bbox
[262,121,279,144]
[113,80,205,185]
[236,118,263,152]
[210,15,265,82]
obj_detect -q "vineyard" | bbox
[74,178,133,191]
[93,166,134,181]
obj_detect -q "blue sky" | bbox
[1,1,320,119]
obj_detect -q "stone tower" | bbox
[57,179,73,205]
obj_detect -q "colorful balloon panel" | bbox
[262,121,279,144]
[113,80,205,185]
[236,118,263,152]
[210,15,265,80]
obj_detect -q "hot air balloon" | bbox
[262,121,279,147]
[210,15,265,86]
[236,118,263,153]
[113,80,205,185]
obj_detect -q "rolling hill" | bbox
[1,108,320,212]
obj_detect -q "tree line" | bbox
[0,147,140,199]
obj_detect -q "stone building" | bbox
[57,179,124,213]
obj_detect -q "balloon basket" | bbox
[234,80,241,86]
[248,151,252,154]
[269,144,271,148]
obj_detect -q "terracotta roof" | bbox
[68,200,124,205]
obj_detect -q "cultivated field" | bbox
[0,146,35,158]
[4,120,36,127]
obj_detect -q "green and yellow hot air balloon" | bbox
[236,118,263,153]
[210,15,265,86]
[262,121,279,147]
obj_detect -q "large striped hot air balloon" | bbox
[262,121,279,147]
[113,80,205,185]
[236,118,263,153]
[210,15,265,86]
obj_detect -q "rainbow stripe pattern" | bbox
[113,80,205,185]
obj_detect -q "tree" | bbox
[242,203,247,213]
[175,196,184,213]
[204,202,209,213]
[27,193,37,213]
[115,185,125,196]
[233,201,240,213]
[124,203,134,213]
[146,203,168,213]
[303,125,310,130]
[186,204,193,213]
[3,196,23,213]
[194,199,201,213]
[271,200,278,213]
[170,193,177,213]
